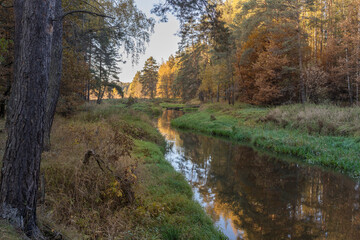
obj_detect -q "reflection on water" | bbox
[158,110,360,240]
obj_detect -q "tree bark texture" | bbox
[0,0,55,237]
[44,0,63,151]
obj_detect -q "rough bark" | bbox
[44,0,63,151]
[0,0,55,238]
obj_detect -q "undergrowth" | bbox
[38,103,224,239]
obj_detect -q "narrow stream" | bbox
[157,110,360,240]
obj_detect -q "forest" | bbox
[130,0,360,106]
[1,0,360,240]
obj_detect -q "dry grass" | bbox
[262,104,360,136]
[38,105,168,239]
[40,115,140,239]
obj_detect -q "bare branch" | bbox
[60,10,114,21]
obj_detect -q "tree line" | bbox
[130,0,360,106]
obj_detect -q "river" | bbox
[157,109,360,240]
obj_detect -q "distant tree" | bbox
[157,55,176,98]
[129,71,143,98]
[140,57,159,98]
[174,44,205,100]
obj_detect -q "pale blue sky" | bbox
[119,0,180,83]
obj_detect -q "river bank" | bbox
[171,103,360,178]
[0,102,225,239]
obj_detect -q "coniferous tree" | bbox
[140,57,159,99]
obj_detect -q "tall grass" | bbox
[263,104,360,136]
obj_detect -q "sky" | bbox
[119,0,180,83]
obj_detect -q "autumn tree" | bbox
[157,55,176,99]
[129,71,143,98]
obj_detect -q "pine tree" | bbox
[140,57,159,99]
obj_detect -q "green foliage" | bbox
[140,57,159,99]
[174,44,205,100]
[130,102,162,116]
[126,95,137,106]
[61,0,155,102]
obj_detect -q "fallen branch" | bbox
[83,150,135,203]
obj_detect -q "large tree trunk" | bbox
[0,0,54,238]
[44,0,63,151]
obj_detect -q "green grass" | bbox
[159,103,186,108]
[133,139,226,240]
[171,103,360,178]
[130,102,163,116]
[160,102,200,112]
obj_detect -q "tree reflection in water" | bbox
[157,110,360,240]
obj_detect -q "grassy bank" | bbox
[0,102,225,239]
[171,103,360,178]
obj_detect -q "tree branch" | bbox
[60,10,114,21]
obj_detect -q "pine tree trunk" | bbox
[346,48,353,105]
[97,56,103,104]
[44,0,63,151]
[297,1,306,103]
[87,37,92,102]
[0,0,55,238]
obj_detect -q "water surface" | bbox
[157,110,360,240]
